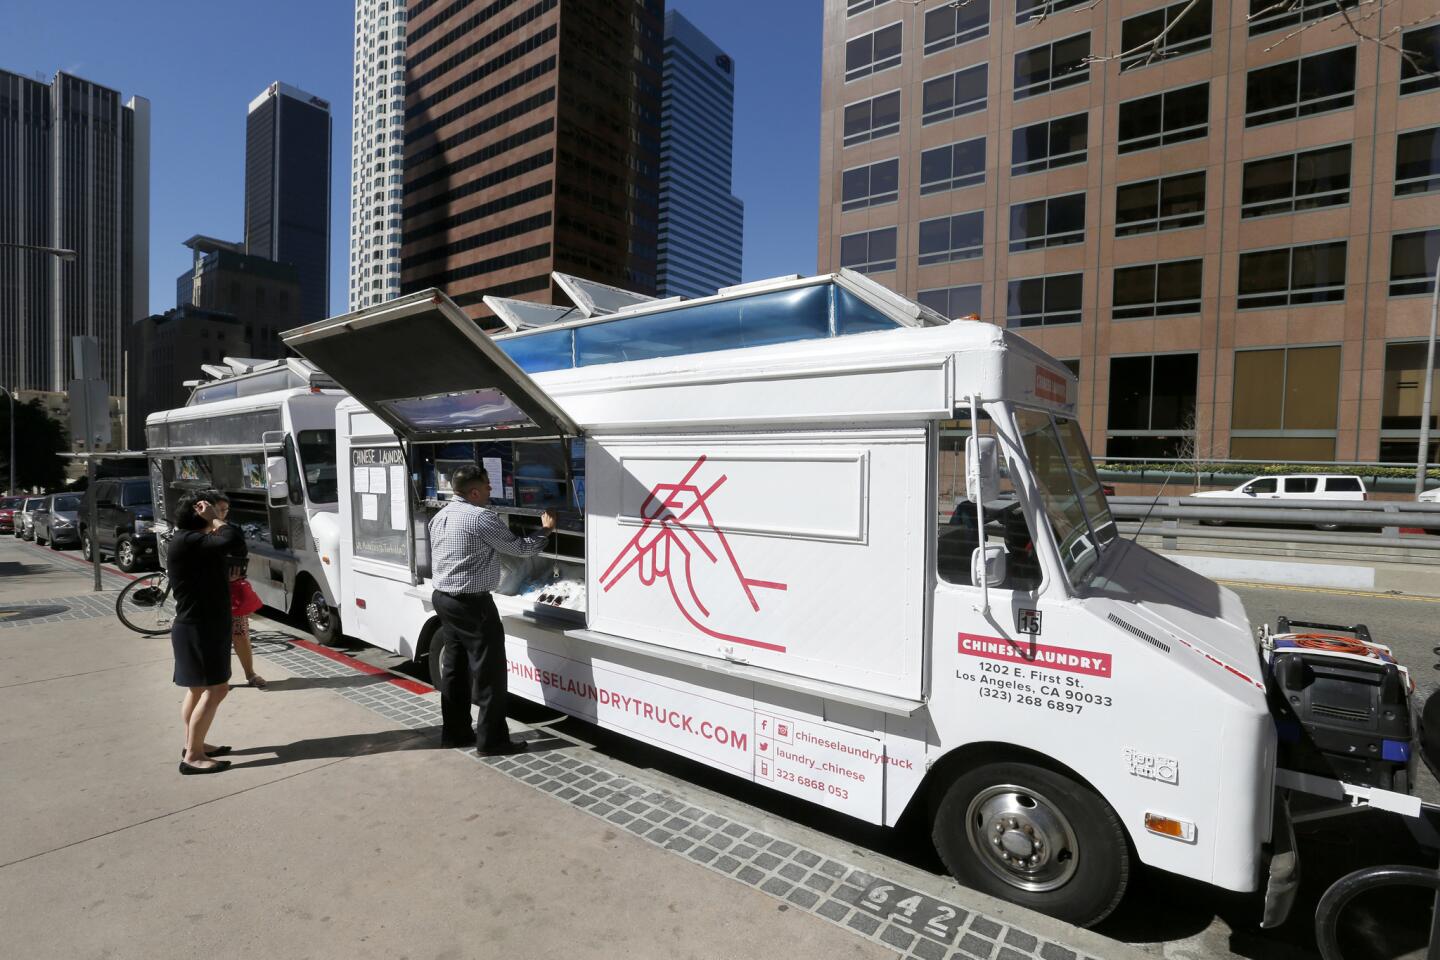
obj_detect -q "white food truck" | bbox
[280,272,1419,927]
[146,358,347,642]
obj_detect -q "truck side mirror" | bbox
[966,435,1000,504]
[972,544,1008,587]
[266,456,289,503]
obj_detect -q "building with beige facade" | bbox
[819,0,1440,462]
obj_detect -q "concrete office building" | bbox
[246,81,332,325]
[819,0,1440,462]
[401,0,664,324]
[125,236,300,447]
[349,0,407,311]
[0,69,149,398]
[657,10,744,299]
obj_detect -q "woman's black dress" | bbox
[168,524,242,687]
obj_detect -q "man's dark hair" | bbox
[450,465,488,498]
[173,492,209,530]
[200,488,230,505]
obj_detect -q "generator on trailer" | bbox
[280,271,1421,928]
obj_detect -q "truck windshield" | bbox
[1014,410,1116,585]
[297,430,338,504]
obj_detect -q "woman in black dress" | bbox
[169,492,242,774]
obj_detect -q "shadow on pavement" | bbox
[225,727,443,768]
[247,674,395,692]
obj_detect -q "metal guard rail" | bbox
[1108,496,1440,529]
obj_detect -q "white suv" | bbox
[1191,474,1368,502]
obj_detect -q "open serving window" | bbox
[285,291,587,619]
[282,289,579,445]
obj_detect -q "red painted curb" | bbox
[20,540,138,581]
[286,636,435,697]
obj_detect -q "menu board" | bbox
[351,445,410,565]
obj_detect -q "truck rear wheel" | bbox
[294,577,341,646]
[931,760,1128,927]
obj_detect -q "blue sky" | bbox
[1,0,822,316]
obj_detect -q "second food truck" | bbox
[279,271,1415,928]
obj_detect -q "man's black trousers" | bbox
[432,590,511,749]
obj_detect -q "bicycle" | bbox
[115,571,176,635]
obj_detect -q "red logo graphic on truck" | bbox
[599,455,788,652]
[959,632,1112,677]
[1035,366,1068,404]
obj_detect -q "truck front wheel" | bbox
[294,577,341,645]
[931,761,1129,927]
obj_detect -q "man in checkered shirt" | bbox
[430,464,555,756]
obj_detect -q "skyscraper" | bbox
[0,69,149,394]
[657,10,743,299]
[401,0,663,324]
[245,81,332,325]
[349,0,407,311]
[818,0,1440,463]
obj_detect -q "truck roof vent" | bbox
[1108,613,1171,654]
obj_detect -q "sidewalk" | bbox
[0,537,1136,960]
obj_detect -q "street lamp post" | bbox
[1417,254,1440,497]
[0,242,78,497]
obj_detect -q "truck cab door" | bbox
[281,289,580,446]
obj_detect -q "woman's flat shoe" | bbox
[246,675,268,689]
[178,759,231,775]
[180,746,231,758]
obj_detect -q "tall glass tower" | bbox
[657,10,744,300]
[245,82,332,325]
[349,0,406,312]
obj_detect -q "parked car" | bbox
[32,492,83,549]
[78,477,159,572]
[0,497,19,534]
[16,497,44,539]
[1190,474,1368,502]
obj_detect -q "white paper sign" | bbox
[389,465,407,531]
[369,467,387,495]
[483,457,503,492]
[353,467,370,494]
[360,494,378,521]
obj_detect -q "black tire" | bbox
[931,760,1129,927]
[48,534,61,551]
[115,536,141,573]
[34,528,45,546]
[81,530,98,561]
[115,572,176,635]
[295,578,341,645]
[426,624,448,687]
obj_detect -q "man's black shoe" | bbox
[475,740,527,758]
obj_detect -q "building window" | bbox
[1245,47,1356,127]
[1014,33,1090,99]
[924,0,988,55]
[1380,341,1440,462]
[1118,82,1208,154]
[1401,26,1440,95]
[919,211,985,265]
[1112,259,1203,319]
[841,157,899,210]
[1012,113,1086,176]
[1231,345,1341,459]
[846,0,892,15]
[917,284,982,320]
[1115,171,1205,236]
[840,227,898,274]
[1390,230,1440,297]
[843,90,901,146]
[919,137,986,194]
[921,64,987,124]
[1120,0,1212,71]
[1006,273,1083,327]
[1241,144,1351,218]
[1106,353,1198,457]
[1249,0,1357,36]
[1008,193,1085,251]
[1016,0,1088,25]
[1238,241,1347,308]
[845,22,903,81]
[1396,128,1440,196]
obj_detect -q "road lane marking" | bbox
[1215,579,1440,603]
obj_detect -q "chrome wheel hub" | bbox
[965,784,1079,892]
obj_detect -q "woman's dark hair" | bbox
[172,492,210,530]
[201,488,230,505]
